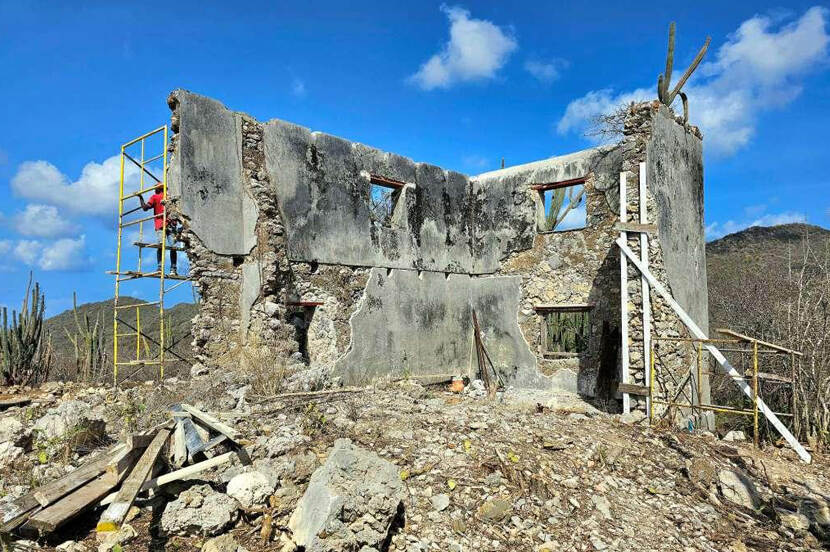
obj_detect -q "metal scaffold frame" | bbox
[649,331,801,449]
[108,125,189,385]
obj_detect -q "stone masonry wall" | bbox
[167,90,709,402]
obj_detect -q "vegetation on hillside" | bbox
[707,223,830,448]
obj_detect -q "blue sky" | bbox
[0,1,828,316]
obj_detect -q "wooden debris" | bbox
[96,428,171,533]
[4,404,243,538]
[99,450,241,507]
[616,383,650,397]
[180,403,240,441]
[23,447,138,536]
[0,395,31,409]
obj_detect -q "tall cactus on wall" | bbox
[0,273,52,385]
[656,22,710,123]
[65,292,106,381]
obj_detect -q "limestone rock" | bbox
[0,441,23,464]
[33,400,101,440]
[56,541,87,552]
[97,523,136,552]
[0,416,24,445]
[202,534,246,552]
[431,494,450,512]
[718,469,760,509]
[777,509,810,532]
[477,498,512,521]
[618,410,646,425]
[288,438,405,552]
[161,484,238,536]
[722,430,746,442]
[226,471,275,508]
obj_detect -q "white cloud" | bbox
[705,210,807,240]
[10,236,91,271]
[10,155,140,217]
[291,78,306,97]
[409,5,517,90]
[0,240,11,255]
[524,59,567,83]
[12,204,79,238]
[557,7,829,156]
[14,240,42,265]
[38,236,90,271]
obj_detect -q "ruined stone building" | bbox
[167,90,709,408]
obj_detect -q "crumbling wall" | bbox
[167,90,708,402]
[475,147,623,397]
[621,102,708,415]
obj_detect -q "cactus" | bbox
[656,22,710,123]
[1,273,52,385]
[64,292,106,381]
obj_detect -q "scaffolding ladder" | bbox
[108,125,189,385]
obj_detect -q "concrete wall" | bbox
[168,91,709,405]
[335,269,542,388]
[647,105,708,332]
[169,91,257,257]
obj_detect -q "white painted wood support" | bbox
[616,237,811,463]
[638,162,651,415]
[619,172,630,413]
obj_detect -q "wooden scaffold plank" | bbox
[96,428,171,533]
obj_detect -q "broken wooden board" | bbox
[172,420,187,467]
[22,444,139,536]
[614,222,658,234]
[32,444,128,507]
[99,450,241,507]
[23,475,117,536]
[180,404,240,441]
[616,383,650,396]
[96,428,171,533]
[0,395,31,409]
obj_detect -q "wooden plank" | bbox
[0,395,32,409]
[172,420,187,467]
[639,161,652,416]
[99,451,240,507]
[619,171,630,414]
[617,383,650,396]
[25,476,118,535]
[530,175,588,191]
[171,405,206,457]
[614,222,658,234]
[30,444,126,508]
[715,328,803,356]
[96,428,170,533]
[616,237,812,463]
[180,404,240,441]
[23,444,138,535]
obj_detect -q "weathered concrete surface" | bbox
[169,90,257,256]
[647,106,708,334]
[263,118,540,275]
[335,268,544,388]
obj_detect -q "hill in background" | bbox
[706,223,830,334]
[43,297,197,381]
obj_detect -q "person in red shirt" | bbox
[139,184,178,275]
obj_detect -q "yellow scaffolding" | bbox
[648,329,801,448]
[108,125,189,385]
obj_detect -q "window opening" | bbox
[533,177,587,232]
[368,174,404,226]
[538,307,592,356]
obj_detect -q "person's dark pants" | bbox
[155,229,178,272]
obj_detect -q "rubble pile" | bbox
[0,378,828,551]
